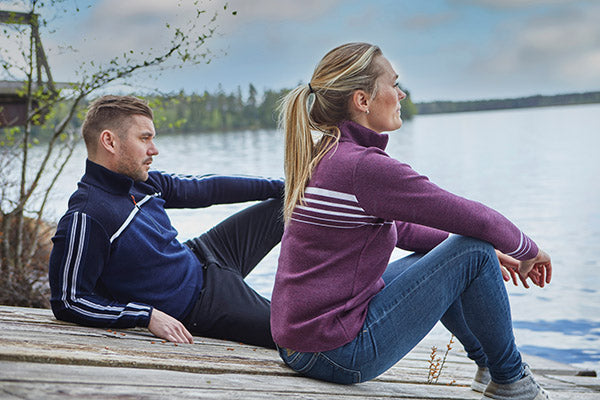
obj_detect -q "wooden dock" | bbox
[1,305,598,399]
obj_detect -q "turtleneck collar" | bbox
[82,159,135,195]
[337,120,389,151]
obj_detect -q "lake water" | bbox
[46,104,600,372]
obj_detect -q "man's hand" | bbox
[148,308,194,344]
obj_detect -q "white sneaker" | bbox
[482,364,550,400]
[471,366,491,393]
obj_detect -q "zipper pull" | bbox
[130,195,141,210]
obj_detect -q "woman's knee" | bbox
[446,235,498,277]
[447,235,495,256]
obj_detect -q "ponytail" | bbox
[279,42,382,223]
[279,86,340,222]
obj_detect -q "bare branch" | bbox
[19,93,85,209]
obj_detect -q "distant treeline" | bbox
[18,87,598,139]
[416,91,600,115]
[148,85,288,133]
[149,84,418,134]
[31,85,291,138]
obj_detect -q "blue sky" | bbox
[2,0,599,101]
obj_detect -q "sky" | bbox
[1,0,599,102]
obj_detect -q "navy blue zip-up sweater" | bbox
[49,159,283,328]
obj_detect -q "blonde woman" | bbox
[271,43,551,400]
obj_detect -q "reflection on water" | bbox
[46,104,600,371]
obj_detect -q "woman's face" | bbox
[364,56,407,133]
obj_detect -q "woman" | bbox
[271,42,552,400]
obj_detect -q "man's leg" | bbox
[183,197,283,348]
[186,197,283,277]
[183,262,275,348]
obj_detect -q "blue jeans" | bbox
[278,235,524,384]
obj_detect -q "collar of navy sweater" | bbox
[337,120,389,151]
[82,159,136,195]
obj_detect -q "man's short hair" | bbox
[81,95,154,155]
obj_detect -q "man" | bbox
[48,95,283,348]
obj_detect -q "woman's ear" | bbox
[99,129,118,154]
[350,90,370,115]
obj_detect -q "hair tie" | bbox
[308,83,314,94]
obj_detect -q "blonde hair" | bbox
[279,42,383,222]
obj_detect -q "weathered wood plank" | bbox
[0,360,482,400]
[0,383,475,400]
[1,305,598,399]
[2,360,598,400]
[0,316,580,376]
[0,325,546,389]
[545,374,600,390]
[2,305,583,373]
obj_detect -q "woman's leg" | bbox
[357,235,522,382]
[385,254,488,367]
[280,236,523,384]
[441,300,491,392]
[441,301,488,367]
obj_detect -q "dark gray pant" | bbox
[183,197,283,348]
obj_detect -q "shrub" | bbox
[0,215,54,308]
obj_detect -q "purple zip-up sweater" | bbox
[271,120,538,352]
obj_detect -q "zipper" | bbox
[130,194,164,232]
[130,195,141,210]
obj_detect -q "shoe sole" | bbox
[471,380,487,393]
[481,387,550,400]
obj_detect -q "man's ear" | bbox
[99,130,118,154]
[350,90,370,114]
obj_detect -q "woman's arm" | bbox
[354,149,538,261]
[394,221,449,253]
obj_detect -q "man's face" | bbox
[114,115,159,182]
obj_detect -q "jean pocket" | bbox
[279,347,314,370]
[310,353,361,384]
[279,347,361,384]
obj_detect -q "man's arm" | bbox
[149,172,284,209]
[48,212,152,328]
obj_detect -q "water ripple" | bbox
[519,345,600,367]
[513,319,600,337]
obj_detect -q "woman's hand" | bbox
[518,248,552,288]
[496,250,521,286]
[495,249,552,289]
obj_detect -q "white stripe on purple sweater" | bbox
[293,186,386,228]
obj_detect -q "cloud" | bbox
[452,0,594,9]
[57,0,343,68]
[80,0,227,49]
[470,4,600,89]
[226,0,343,21]
[560,49,600,83]
[402,11,456,30]
[42,0,237,82]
